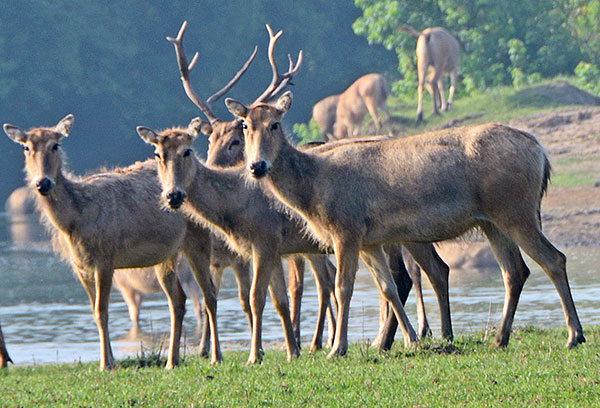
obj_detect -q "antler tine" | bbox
[253,24,302,104]
[167,20,218,123]
[206,45,258,106]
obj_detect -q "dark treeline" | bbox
[0,1,395,203]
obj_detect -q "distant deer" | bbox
[167,21,338,352]
[226,90,585,357]
[311,94,340,140]
[399,25,460,123]
[113,257,204,331]
[3,115,222,370]
[0,321,12,368]
[333,73,390,140]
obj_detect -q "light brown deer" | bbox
[0,321,12,368]
[311,94,340,140]
[333,73,390,140]
[113,257,204,331]
[167,21,338,351]
[226,91,586,357]
[3,116,221,370]
[399,25,460,124]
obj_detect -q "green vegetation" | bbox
[1,327,599,407]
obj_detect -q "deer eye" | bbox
[183,149,192,157]
[52,143,60,151]
[229,139,240,151]
[241,122,248,130]
[154,152,161,160]
[23,145,29,152]
[271,122,280,131]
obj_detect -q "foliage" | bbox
[563,0,600,66]
[293,119,325,145]
[575,61,600,95]
[1,327,599,406]
[353,0,585,95]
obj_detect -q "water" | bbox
[0,214,598,366]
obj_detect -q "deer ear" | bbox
[3,124,28,144]
[199,120,213,136]
[225,98,248,119]
[187,117,203,139]
[55,114,74,137]
[276,91,293,114]
[136,126,160,145]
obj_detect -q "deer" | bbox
[3,115,223,370]
[166,21,338,352]
[0,321,12,368]
[311,94,340,140]
[225,90,586,357]
[332,73,390,140]
[398,25,460,124]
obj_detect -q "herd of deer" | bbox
[0,22,586,370]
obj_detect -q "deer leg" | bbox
[447,71,457,111]
[375,244,414,350]
[199,264,224,358]
[287,255,305,348]
[437,78,447,112]
[360,245,418,349]
[0,321,12,368]
[231,259,253,336]
[328,238,360,358]
[481,223,531,348]
[305,254,336,352]
[183,226,221,364]
[116,283,142,330]
[324,258,337,348]
[155,259,186,369]
[507,223,585,348]
[364,99,382,132]
[404,242,452,340]
[426,79,440,116]
[416,77,426,124]
[406,256,431,338]
[93,264,116,370]
[247,248,275,364]
[268,259,301,361]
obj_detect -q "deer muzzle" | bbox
[248,160,270,179]
[36,177,55,196]
[166,190,187,209]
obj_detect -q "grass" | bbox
[551,157,600,187]
[1,326,599,407]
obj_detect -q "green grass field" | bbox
[1,327,599,407]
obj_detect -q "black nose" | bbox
[167,190,186,209]
[36,178,54,196]
[249,161,268,178]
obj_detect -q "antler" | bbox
[253,24,303,105]
[167,21,258,123]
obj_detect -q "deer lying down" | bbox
[4,115,221,370]
[227,91,585,357]
[0,321,12,368]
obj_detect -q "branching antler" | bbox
[253,24,303,105]
[167,21,258,123]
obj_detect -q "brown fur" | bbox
[399,25,460,123]
[311,94,340,140]
[137,124,341,363]
[228,91,586,356]
[4,115,222,370]
[333,73,390,140]
[0,321,12,368]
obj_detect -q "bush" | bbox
[574,61,600,95]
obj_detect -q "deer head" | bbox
[4,114,74,196]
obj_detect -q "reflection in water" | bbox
[0,214,598,365]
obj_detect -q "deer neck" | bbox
[266,140,318,216]
[33,170,83,234]
[184,160,249,235]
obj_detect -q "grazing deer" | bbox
[0,321,12,368]
[399,25,460,124]
[167,21,338,352]
[226,90,586,356]
[333,73,390,140]
[311,94,340,140]
[3,116,222,370]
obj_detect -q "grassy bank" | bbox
[1,326,599,407]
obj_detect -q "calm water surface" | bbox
[0,213,598,365]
